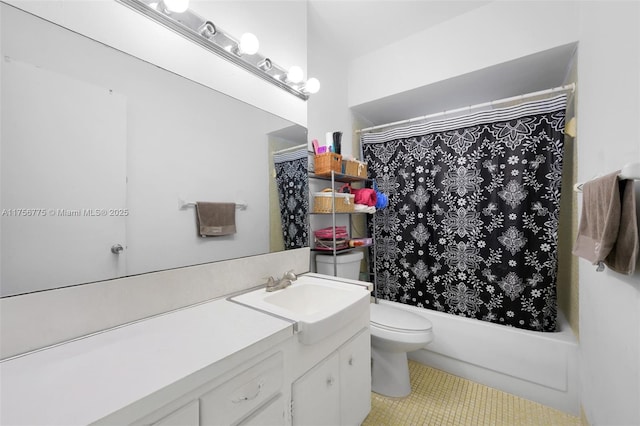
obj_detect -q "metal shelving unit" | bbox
[309,170,377,290]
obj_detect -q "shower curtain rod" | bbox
[272,143,309,155]
[357,83,576,134]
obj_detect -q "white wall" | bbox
[348,1,579,108]
[576,2,640,425]
[307,11,352,157]
[345,1,640,424]
[4,0,307,126]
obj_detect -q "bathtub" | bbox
[376,299,580,416]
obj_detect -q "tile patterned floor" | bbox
[363,361,581,426]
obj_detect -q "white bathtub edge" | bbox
[409,346,580,416]
[377,300,580,416]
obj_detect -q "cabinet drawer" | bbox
[238,394,285,426]
[200,352,283,425]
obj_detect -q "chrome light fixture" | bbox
[161,0,189,14]
[117,0,319,100]
[257,58,273,72]
[197,21,216,39]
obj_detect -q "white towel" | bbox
[354,204,376,214]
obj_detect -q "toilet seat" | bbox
[370,303,433,332]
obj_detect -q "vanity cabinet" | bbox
[1,284,371,426]
[291,328,371,426]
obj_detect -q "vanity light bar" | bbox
[116,0,311,100]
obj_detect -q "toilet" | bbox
[370,302,434,398]
[314,253,434,398]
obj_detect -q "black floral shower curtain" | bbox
[362,95,567,332]
[274,147,309,249]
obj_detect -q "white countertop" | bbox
[0,298,293,425]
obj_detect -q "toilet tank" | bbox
[315,251,364,280]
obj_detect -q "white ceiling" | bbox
[307,0,492,61]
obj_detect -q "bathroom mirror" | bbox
[0,3,307,297]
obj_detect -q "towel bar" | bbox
[178,198,247,210]
[573,162,640,193]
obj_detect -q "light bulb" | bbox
[287,66,303,84]
[163,0,189,13]
[238,33,259,55]
[304,78,320,94]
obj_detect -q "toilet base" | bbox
[371,347,411,398]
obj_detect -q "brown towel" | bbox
[196,202,236,237]
[605,179,638,274]
[572,171,639,274]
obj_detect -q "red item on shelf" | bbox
[351,188,377,206]
[349,238,373,247]
[314,226,349,239]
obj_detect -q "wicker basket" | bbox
[344,159,368,178]
[314,152,342,176]
[314,238,349,251]
[313,190,355,213]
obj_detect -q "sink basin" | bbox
[264,282,356,315]
[231,274,371,345]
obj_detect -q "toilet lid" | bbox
[370,303,433,332]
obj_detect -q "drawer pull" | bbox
[231,381,263,403]
[349,357,354,366]
[326,376,335,387]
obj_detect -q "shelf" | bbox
[311,244,373,253]
[311,245,371,253]
[312,247,353,253]
[308,166,376,288]
[309,211,372,215]
[309,173,371,183]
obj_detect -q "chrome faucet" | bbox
[265,270,297,292]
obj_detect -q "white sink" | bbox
[231,274,371,345]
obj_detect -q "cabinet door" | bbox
[153,400,199,426]
[292,351,340,426]
[339,328,372,426]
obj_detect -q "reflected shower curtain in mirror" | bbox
[362,95,567,332]
[274,147,309,249]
